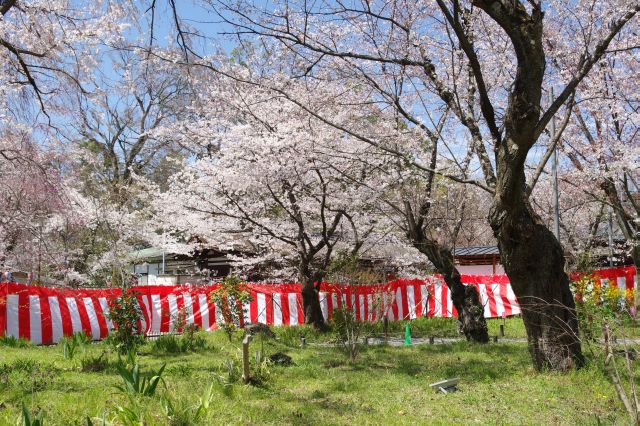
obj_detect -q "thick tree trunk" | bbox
[490,197,584,371]
[299,265,325,329]
[412,237,489,343]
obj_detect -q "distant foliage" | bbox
[209,276,252,341]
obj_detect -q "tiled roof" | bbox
[453,246,500,256]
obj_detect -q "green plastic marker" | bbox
[404,322,411,345]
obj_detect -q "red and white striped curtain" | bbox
[0,266,635,345]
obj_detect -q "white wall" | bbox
[456,264,505,276]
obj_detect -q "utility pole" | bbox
[550,88,560,240]
[607,205,615,267]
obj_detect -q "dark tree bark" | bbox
[412,236,489,343]
[299,263,326,329]
[474,0,584,370]
[301,275,325,329]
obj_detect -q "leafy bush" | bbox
[571,274,631,340]
[115,363,166,396]
[209,275,252,341]
[331,305,364,361]
[106,291,145,354]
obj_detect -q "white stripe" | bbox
[367,294,373,320]
[492,284,505,317]
[617,276,626,289]
[7,294,19,338]
[396,287,404,320]
[506,285,521,315]
[49,297,63,343]
[319,292,328,321]
[168,295,178,331]
[151,295,162,333]
[288,293,298,325]
[98,297,114,331]
[137,296,149,333]
[198,294,210,331]
[350,294,356,313]
[257,293,267,324]
[331,293,338,316]
[83,298,101,340]
[65,298,83,333]
[29,296,42,345]
[273,293,283,326]
[183,294,194,324]
[407,286,416,319]
[476,285,491,318]
[420,284,428,317]
[446,286,455,317]
[214,299,225,326]
[359,295,365,320]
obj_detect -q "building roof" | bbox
[453,246,500,257]
[128,247,171,261]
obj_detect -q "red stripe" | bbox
[160,295,170,332]
[0,284,6,337]
[18,292,30,340]
[175,294,185,332]
[249,290,258,323]
[414,285,422,318]
[485,284,498,317]
[58,297,73,337]
[39,296,53,344]
[76,298,92,337]
[499,283,513,316]
[400,285,410,320]
[265,293,274,324]
[92,297,109,339]
[427,282,436,318]
[296,292,303,324]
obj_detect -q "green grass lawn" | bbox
[0,318,634,425]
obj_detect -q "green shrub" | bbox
[331,305,363,361]
[106,291,145,354]
[209,275,252,341]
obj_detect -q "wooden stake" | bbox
[242,334,252,383]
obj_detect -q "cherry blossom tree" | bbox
[195,0,640,370]
[151,80,391,328]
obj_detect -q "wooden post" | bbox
[429,336,435,344]
[499,324,505,337]
[300,336,306,348]
[242,334,252,383]
[493,335,498,343]
[383,316,389,341]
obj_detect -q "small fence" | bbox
[0,266,635,345]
